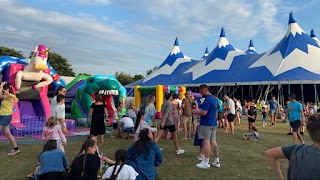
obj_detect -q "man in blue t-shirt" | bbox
[286,93,305,144]
[214,94,224,128]
[192,84,220,169]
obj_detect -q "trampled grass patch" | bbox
[0,118,311,179]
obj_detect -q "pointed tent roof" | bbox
[158,37,185,68]
[127,37,196,87]
[245,39,257,54]
[249,12,320,80]
[184,27,244,81]
[205,27,239,65]
[200,47,209,59]
[310,29,320,45]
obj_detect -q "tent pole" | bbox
[301,84,304,103]
[314,83,317,104]
[241,86,244,102]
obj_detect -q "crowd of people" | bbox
[0,82,320,179]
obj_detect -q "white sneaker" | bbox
[8,149,20,155]
[176,149,185,155]
[196,161,210,169]
[212,161,221,168]
[197,154,204,161]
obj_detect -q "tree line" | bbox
[0,46,158,85]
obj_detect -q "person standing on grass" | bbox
[42,117,67,153]
[247,105,257,133]
[286,93,305,144]
[172,94,181,132]
[155,93,185,155]
[145,94,157,128]
[182,91,193,140]
[50,86,68,135]
[0,82,20,155]
[193,84,220,169]
[87,94,108,143]
[224,95,235,134]
[268,95,279,126]
[266,114,320,180]
[214,94,224,128]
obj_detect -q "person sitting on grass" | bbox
[68,139,100,180]
[134,110,157,141]
[102,149,138,180]
[243,126,259,141]
[128,129,162,180]
[34,140,67,180]
[266,113,320,180]
[87,135,115,166]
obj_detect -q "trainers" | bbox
[176,149,185,155]
[196,161,210,169]
[212,161,221,168]
[197,154,204,161]
[8,149,20,155]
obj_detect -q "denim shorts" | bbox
[0,115,12,127]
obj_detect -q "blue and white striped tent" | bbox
[127,13,320,88]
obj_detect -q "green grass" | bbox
[0,118,311,180]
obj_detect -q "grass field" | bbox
[0,118,311,180]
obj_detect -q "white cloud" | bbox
[0,0,317,78]
[73,0,112,6]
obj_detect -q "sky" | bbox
[0,0,320,77]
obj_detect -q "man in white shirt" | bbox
[119,115,135,139]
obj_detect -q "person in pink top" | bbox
[134,110,157,141]
[42,117,67,153]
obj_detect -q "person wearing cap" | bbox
[224,95,235,134]
[286,93,305,144]
[181,91,193,140]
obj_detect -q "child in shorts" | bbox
[110,107,120,138]
[262,107,267,126]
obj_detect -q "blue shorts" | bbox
[262,118,267,121]
[0,115,12,127]
[194,127,203,147]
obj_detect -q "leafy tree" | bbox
[78,73,91,76]
[133,74,144,81]
[146,66,158,76]
[29,51,75,76]
[0,46,24,58]
[115,71,134,85]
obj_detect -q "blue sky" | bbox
[0,0,320,76]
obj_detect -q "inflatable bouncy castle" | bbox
[0,45,66,136]
[71,75,126,126]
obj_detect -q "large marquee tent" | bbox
[127,13,320,104]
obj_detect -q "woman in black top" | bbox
[88,94,108,143]
[68,139,100,180]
